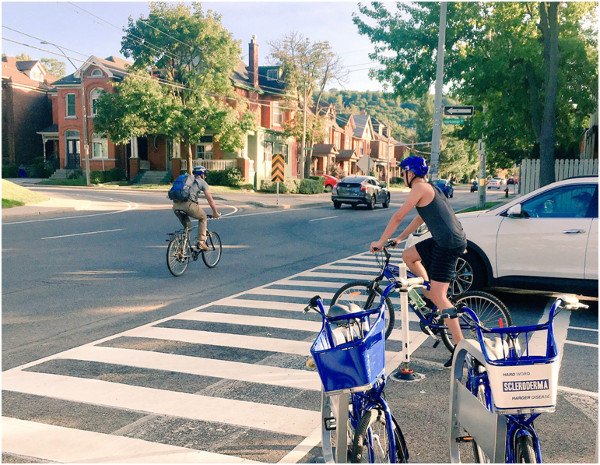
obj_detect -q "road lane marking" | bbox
[564,340,598,348]
[557,385,599,399]
[1,371,319,436]
[309,215,338,222]
[2,417,257,463]
[41,228,126,240]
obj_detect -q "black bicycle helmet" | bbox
[400,156,429,177]
[192,165,208,176]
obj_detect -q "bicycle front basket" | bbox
[481,324,559,414]
[310,312,386,393]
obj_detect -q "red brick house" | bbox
[2,57,55,167]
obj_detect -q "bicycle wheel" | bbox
[351,408,400,463]
[515,435,537,463]
[167,235,189,277]
[201,231,222,268]
[331,281,395,340]
[472,369,493,463]
[440,290,512,352]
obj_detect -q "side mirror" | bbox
[507,204,522,217]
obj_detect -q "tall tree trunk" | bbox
[539,2,560,186]
[187,140,193,174]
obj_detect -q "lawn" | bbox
[2,179,49,208]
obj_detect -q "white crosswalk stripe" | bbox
[3,248,428,463]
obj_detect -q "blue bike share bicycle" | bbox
[331,240,512,350]
[449,295,588,463]
[304,294,411,463]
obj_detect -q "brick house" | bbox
[371,117,399,183]
[2,56,55,167]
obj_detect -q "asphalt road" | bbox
[2,185,597,463]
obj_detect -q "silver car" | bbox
[332,175,391,210]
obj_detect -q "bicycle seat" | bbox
[328,303,362,325]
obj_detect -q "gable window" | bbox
[66,93,76,117]
[91,69,104,78]
[90,88,105,116]
[195,135,213,159]
[273,102,283,126]
[267,69,278,80]
[92,134,108,159]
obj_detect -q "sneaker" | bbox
[444,356,453,368]
[196,241,210,251]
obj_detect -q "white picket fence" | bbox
[519,158,598,195]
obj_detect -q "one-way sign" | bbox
[443,105,474,116]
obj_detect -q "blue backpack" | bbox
[168,174,198,202]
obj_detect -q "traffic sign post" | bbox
[357,155,371,174]
[272,154,285,206]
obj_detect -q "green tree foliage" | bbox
[354,2,598,186]
[96,2,254,171]
[41,58,66,78]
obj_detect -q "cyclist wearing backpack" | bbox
[169,165,220,251]
[369,156,466,366]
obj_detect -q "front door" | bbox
[66,138,80,169]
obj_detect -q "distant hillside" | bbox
[319,89,418,141]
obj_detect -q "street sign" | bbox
[444,117,466,125]
[271,154,285,183]
[443,105,474,116]
[357,155,371,173]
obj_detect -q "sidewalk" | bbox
[2,178,333,219]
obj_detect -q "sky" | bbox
[1,1,385,92]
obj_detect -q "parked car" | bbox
[487,177,506,189]
[319,174,339,192]
[406,176,598,296]
[470,180,478,192]
[507,176,519,185]
[436,179,454,198]
[332,175,391,210]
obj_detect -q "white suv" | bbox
[406,176,598,296]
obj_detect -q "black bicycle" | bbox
[166,213,222,276]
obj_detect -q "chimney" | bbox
[249,35,259,89]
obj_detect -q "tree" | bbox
[354,2,598,186]
[41,58,66,78]
[268,32,347,177]
[97,2,254,172]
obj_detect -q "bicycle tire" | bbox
[515,435,537,463]
[201,231,222,268]
[331,280,395,340]
[472,374,493,463]
[350,408,400,463]
[440,290,512,352]
[166,235,189,276]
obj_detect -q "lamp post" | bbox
[41,41,90,185]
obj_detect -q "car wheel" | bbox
[367,196,376,210]
[457,249,487,292]
[333,201,341,209]
[382,194,390,208]
[324,185,332,192]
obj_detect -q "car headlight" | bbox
[412,224,430,237]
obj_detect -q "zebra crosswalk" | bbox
[2,247,431,463]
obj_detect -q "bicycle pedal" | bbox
[324,417,337,431]
[432,339,440,348]
[455,436,474,443]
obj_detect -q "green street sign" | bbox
[444,117,466,125]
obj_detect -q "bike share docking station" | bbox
[391,263,426,382]
[449,340,507,463]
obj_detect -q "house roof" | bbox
[312,143,339,156]
[352,114,371,138]
[37,124,59,135]
[337,149,357,160]
[52,55,131,87]
[231,62,286,95]
[336,113,354,129]
[2,56,55,90]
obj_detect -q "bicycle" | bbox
[304,295,409,463]
[331,239,512,349]
[450,295,588,463]
[166,213,222,276]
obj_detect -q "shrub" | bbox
[90,171,104,184]
[298,178,324,194]
[2,163,19,178]
[206,167,244,187]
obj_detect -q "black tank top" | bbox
[416,184,467,249]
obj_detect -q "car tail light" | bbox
[360,184,368,192]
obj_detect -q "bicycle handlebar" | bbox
[207,212,222,219]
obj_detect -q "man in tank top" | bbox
[370,156,467,365]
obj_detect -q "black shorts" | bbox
[415,238,466,283]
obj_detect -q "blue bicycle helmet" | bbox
[400,156,429,176]
[192,165,208,176]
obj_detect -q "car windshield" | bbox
[341,177,366,183]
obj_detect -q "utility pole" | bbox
[301,84,307,179]
[429,2,447,182]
